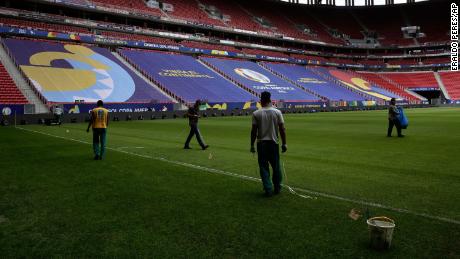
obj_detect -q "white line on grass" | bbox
[15,126,460,226]
[117,147,145,150]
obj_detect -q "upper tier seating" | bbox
[289,54,329,63]
[404,3,449,44]
[358,59,385,66]
[0,14,449,68]
[277,6,344,44]
[97,31,179,45]
[165,0,227,26]
[238,1,308,40]
[0,62,28,104]
[423,57,450,65]
[387,59,419,66]
[89,0,164,16]
[439,71,460,100]
[315,9,364,39]
[199,0,266,31]
[242,48,290,59]
[353,8,414,46]
[0,17,89,34]
[46,0,449,47]
[181,40,241,52]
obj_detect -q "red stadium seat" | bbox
[0,63,28,104]
[439,71,460,100]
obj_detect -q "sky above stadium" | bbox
[281,0,429,6]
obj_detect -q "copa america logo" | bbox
[2,107,12,116]
[234,68,271,83]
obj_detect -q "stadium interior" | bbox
[0,0,457,113]
[0,1,459,257]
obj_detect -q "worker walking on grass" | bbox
[87,100,109,160]
[184,100,209,150]
[387,98,404,138]
[250,91,287,197]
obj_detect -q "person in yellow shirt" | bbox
[86,100,109,160]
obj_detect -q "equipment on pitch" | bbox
[397,107,408,129]
[367,216,396,250]
[282,161,317,200]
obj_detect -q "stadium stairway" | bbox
[115,49,186,104]
[307,11,345,44]
[196,58,258,99]
[346,70,407,100]
[257,62,328,101]
[111,51,178,103]
[0,39,48,113]
[438,71,460,101]
[349,10,368,33]
[433,72,450,100]
[198,57,260,98]
[372,72,425,101]
[306,67,378,101]
[375,73,431,101]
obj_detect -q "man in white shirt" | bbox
[250,91,287,197]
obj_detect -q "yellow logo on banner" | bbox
[69,105,80,114]
[210,50,229,56]
[340,78,392,101]
[20,45,109,92]
[243,101,261,110]
[205,103,228,110]
[329,70,394,101]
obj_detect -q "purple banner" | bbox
[201,57,320,102]
[120,49,256,103]
[63,103,174,114]
[0,104,24,115]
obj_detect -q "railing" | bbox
[0,38,48,108]
[199,57,259,98]
[257,62,328,101]
[307,67,376,101]
[116,49,185,104]
[348,70,402,98]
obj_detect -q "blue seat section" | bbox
[120,49,255,103]
[263,63,367,101]
[201,57,319,102]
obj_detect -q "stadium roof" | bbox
[279,0,430,7]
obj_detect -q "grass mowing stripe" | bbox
[15,126,460,226]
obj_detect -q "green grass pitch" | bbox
[1,107,459,258]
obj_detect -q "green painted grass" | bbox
[0,107,459,258]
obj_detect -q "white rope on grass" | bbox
[14,126,460,226]
[282,161,317,200]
